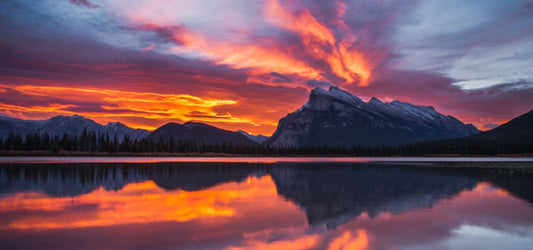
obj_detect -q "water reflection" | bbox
[0,162,532,249]
[270,166,479,228]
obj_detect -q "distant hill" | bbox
[466,110,533,144]
[266,86,479,147]
[148,122,257,146]
[403,109,533,155]
[0,115,150,141]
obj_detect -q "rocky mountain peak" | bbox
[304,86,363,111]
[266,86,480,147]
[0,114,150,141]
[237,130,268,144]
[369,97,384,105]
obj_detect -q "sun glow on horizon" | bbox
[0,84,280,133]
[0,0,529,136]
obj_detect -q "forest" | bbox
[1,129,532,156]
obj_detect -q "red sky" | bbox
[1,0,532,135]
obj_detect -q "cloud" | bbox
[0,0,532,134]
[141,44,156,52]
[263,0,373,86]
[119,0,392,86]
[184,111,233,120]
[356,68,533,130]
[0,84,251,130]
[307,79,331,87]
[271,72,292,83]
[483,123,499,130]
[70,0,98,8]
[392,0,533,90]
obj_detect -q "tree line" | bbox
[1,130,532,155]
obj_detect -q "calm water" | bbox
[1,159,533,249]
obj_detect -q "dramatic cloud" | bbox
[0,0,532,134]
[391,0,533,90]
[0,84,270,131]
[307,79,332,87]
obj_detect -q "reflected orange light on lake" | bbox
[1,166,533,250]
[468,181,510,197]
[0,176,281,231]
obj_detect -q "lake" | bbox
[1,158,533,249]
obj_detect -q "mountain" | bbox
[266,86,479,147]
[0,115,150,141]
[0,116,43,138]
[408,109,533,154]
[102,121,150,141]
[148,122,257,145]
[238,130,268,144]
[465,109,533,144]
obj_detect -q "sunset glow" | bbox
[0,84,252,130]
[1,0,533,134]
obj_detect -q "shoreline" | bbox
[1,155,533,165]
[1,150,533,158]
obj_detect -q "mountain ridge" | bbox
[465,109,533,143]
[414,109,533,152]
[147,122,257,145]
[0,115,150,141]
[266,86,479,147]
[238,130,268,144]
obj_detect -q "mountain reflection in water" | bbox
[1,162,533,250]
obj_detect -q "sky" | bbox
[0,0,532,135]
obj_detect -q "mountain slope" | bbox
[103,121,150,141]
[266,86,479,147]
[238,130,268,144]
[0,115,150,140]
[407,109,533,154]
[0,116,43,138]
[465,109,533,144]
[148,122,256,145]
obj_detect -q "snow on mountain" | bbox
[103,121,151,140]
[237,130,268,144]
[266,86,479,147]
[0,115,150,141]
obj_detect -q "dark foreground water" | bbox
[1,159,533,249]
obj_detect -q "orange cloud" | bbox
[130,0,373,86]
[0,84,260,131]
[264,0,372,86]
[0,103,77,114]
[264,0,335,45]
[167,27,321,79]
